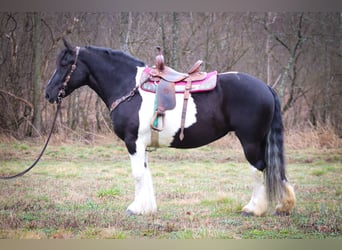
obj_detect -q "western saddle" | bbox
[150,47,204,82]
[146,47,208,141]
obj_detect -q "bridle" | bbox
[0,46,80,180]
[57,46,80,103]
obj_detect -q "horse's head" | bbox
[45,39,88,103]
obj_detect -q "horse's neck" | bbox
[85,52,138,109]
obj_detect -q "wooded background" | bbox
[0,12,341,139]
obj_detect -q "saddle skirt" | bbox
[140,68,218,94]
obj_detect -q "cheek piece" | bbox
[57,46,80,104]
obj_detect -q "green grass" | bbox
[0,138,341,239]
[97,187,122,198]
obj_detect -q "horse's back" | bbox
[218,72,273,104]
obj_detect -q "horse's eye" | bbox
[60,51,74,67]
[60,57,69,67]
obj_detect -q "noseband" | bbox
[57,46,80,103]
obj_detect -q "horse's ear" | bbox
[62,38,73,50]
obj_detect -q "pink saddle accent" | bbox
[141,69,217,94]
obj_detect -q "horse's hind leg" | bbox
[241,167,296,216]
[239,139,296,216]
[241,166,268,216]
[275,181,296,216]
[238,140,268,216]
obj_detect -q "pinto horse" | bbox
[45,40,296,216]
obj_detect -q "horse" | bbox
[45,39,296,216]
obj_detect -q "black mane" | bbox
[85,46,145,67]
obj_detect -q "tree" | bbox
[31,12,42,136]
[171,12,179,68]
[263,12,306,111]
[120,12,132,53]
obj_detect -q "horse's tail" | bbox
[264,86,287,204]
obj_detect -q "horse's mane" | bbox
[85,46,145,67]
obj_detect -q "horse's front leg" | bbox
[126,142,157,215]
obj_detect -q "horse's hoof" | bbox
[241,211,254,217]
[126,209,136,217]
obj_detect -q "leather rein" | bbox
[0,47,80,180]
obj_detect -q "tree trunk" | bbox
[31,12,42,137]
[120,12,132,53]
[204,14,211,71]
[95,96,102,131]
[160,14,169,65]
[171,12,179,69]
[265,12,274,85]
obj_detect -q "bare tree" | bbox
[120,12,132,52]
[171,12,179,68]
[262,13,307,112]
[31,12,42,136]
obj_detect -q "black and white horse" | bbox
[45,40,296,216]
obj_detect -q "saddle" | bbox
[140,47,217,141]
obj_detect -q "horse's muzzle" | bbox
[45,92,56,104]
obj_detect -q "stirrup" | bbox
[150,111,165,132]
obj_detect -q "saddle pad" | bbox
[141,71,217,94]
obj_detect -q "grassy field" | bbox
[0,133,341,239]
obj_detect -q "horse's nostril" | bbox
[45,93,49,99]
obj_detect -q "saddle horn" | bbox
[155,46,165,71]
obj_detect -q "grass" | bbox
[0,134,341,239]
[97,187,122,198]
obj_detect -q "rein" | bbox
[0,47,80,180]
[0,101,62,180]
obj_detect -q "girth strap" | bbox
[179,78,192,141]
